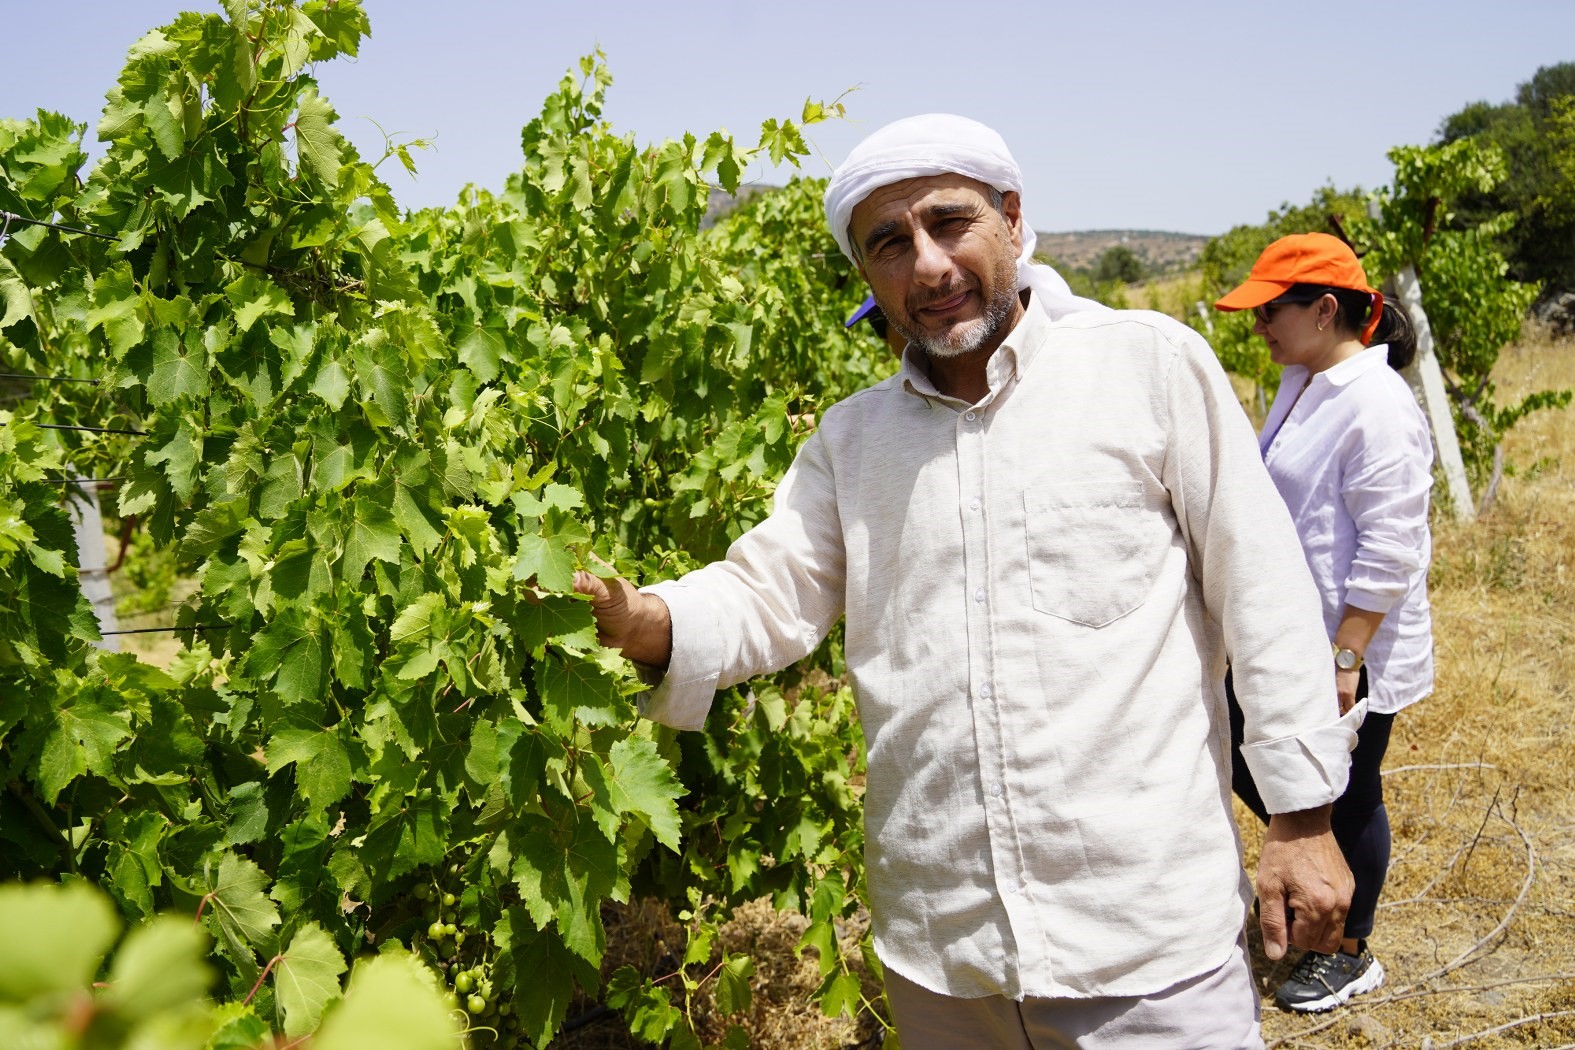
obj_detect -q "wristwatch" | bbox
[1333,644,1363,672]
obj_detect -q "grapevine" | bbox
[1,1,884,1046]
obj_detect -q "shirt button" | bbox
[969,497,981,511]
[979,682,992,698]
[990,782,1003,797]
[965,411,976,421]
[973,587,986,603]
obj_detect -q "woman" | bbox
[1215,233,1435,1013]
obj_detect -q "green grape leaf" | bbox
[511,819,617,964]
[310,355,352,411]
[100,915,211,1020]
[341,496,401,583]
[463,716,498,793]
[273,921,347,1038]
[0,881,118,1002]
[84,262,144,355]
[225,272,294,333]
[797,920,838,978]
[294,88,344,187]
[714,953,754,1016]
[809,869,847,923]
[224,781,271,846]
[202,852,281,961]
[511,593,595,656]
[581,735,684,850]
[268,726,353,806]
[240,618,327,706]
[389,592,445,644]
[144,424,203,501]
[456,325,503,382]
[310,424,376,493]
[390,480,444,555]
[311,951,460,1050]
[605,965,680,1042]
[351,331,410,427]
[512,531,576,592]
[147,328,209,404]
[329,600,375,689]
[497,909,591,1049]
[303,0,372,60]
[0,257,35,330]
[818,971,863,1020]
[35,692,134,804]
[536,652,624,732]
[208,1002,271,1050]
[358,792,447,880]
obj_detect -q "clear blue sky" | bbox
[3,1,1572,236]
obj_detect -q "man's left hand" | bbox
[1256,805,1353,961]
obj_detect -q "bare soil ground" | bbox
[567,325,1575,1049]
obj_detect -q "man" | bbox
[575,115,1361,1049]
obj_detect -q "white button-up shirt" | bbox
[643,297,1360,1000]
[1260,346,1435,713]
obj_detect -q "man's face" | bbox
[849,174,1024,360]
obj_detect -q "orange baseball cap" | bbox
[1215,232,1384,341]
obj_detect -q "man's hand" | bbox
[572,570,673,669]
[1256,805,1353,961]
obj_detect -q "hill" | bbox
[1034,228,1209,275]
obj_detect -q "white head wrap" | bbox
[823,114,1108,320]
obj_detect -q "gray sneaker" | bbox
[1273,941,1385,1012]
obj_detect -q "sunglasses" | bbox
[1253,290,1329,325]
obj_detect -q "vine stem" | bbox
[241,953,282,1007]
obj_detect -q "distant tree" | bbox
[1436,62,1575,306]
[1093,244,1144,284]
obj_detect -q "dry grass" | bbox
[576,324,1575,1049]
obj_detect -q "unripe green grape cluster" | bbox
[410,867,529,1048]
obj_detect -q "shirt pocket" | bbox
[1023,481,1162,628]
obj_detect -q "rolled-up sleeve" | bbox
[1340,410,1433,614]
[637,426,848,731]
[1240,700,1365,813]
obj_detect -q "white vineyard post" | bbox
[69,475,122,651]
[1366,202,1475,521]
[1389,268,1476,522]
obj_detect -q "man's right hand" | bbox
[1256,805,1353,961]
[572,570,673,669]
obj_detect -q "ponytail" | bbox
[1371,298,1418,371]
[1330,287,1418,371]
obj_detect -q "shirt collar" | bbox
[1320,344,1392,386]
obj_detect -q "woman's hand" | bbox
[1336,666,1362,715]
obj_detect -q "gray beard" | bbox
[891,272,1021,360]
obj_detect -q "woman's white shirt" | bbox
[1260,344,1435,714]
